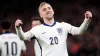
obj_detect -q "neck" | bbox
[43,18,55,26]
[2,29,11,33]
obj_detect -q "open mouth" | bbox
[47,13,52,15]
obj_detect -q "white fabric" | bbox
[16,18,90,56]
[34,40,41,56]
[0,33,26,56]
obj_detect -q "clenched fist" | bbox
[84,11,92,19]
[15,19,23,27]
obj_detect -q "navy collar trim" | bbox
[3,31,12,34]
[43,21,56,27]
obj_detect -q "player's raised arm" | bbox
[15,19,34,40]
[65,11,92,35]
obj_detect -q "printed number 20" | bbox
[49,37,58,45]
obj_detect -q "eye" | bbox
[43,8,46,11]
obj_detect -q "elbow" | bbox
[20,37,25,40]
[19,36,25,40]
[78,31,84,35]
[73,30,85,35]
[18,34,25,40]
[77,30,85,35]
[71,27,87,35]
[76,27,86,35]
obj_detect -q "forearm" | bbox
[16,26,34,40]
[71,18,91,35]
[15,26,25,40]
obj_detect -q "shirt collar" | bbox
[43,21,56,27]
[3,31,12,34]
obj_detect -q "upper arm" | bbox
[62,22,78,35]
[63,19,90,35]
[62,22,74,33]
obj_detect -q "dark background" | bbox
[0,0,100,32]
[1,0,100,56]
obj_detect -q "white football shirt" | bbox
[0,33,26,56]
[16,19,90,56]
[34,40,41,56]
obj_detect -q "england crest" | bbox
[57,27,63,34]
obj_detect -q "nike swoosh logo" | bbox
[42,32,46,34]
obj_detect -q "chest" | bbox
[37,26,67,45]
[41,26,63,37]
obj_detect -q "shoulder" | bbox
[31,24,45,31]
[61,22,70,24]
[56,22,71,26]
[0,34,4,41]
[0,35,2,38]
[31,25,42,30]
[12,33,19,37]
[3,33,20,39]
[0,34,5,38]
[61,22,72,26]
[29,25,43,34]
[8,33,19,38]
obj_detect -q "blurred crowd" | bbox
[66,14,100,56]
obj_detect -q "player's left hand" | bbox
[84,11,92,19]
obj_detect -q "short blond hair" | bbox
[38,2,50,12]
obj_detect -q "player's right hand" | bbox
[15,19,23,27]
